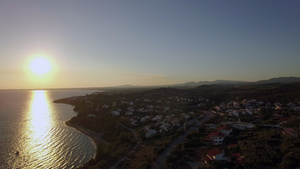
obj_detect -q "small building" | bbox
[217,126,233,136]
[141,116,150,122]
[205,123,216,129]
[158,123,170,133]
[171,119,180,127]
[144,126,157,138]
[125,111,133,116]
[102,105,110,109]
[130,118,138,126]
[205,148,227,163]
[152,115,162,121]
[87,114,96,118]
[205,131,225,145]
[111,110,120,116]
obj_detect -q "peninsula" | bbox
[54,82,300,169]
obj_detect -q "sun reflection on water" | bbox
[23,90,54,167]
[27,90,52,140]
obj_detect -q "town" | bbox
[54,82,300,169]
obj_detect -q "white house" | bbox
[87,114,96,118]
[171,119,180,127]
[152,115,162,121]
[130,118,138,126]
[158,122,170,133]
[125,111,133,116]
[111,110,120,116]
[141,116,150,122]
[102,105,110,109]
[144,126,157,138]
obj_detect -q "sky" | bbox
[0,0,299,89]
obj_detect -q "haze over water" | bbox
[0,90,97,168]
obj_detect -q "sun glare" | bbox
[29,57,52,75]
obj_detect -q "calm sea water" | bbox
[0,89,98,169]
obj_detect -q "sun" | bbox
[29,57,52,75]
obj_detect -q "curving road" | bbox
[151,111,214,169]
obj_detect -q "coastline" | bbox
[65,120,108,157]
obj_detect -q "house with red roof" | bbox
[205,131,225,145]
[204,148,227,163]
[217,126,233,136]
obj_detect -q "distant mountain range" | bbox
[170,77,300,88]
[113,77,300,89]
[250,77,300,85]
[171,80,245,87]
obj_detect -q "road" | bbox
[151,111,214,169]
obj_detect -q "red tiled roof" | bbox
[205,131,225,141]
[207,148,223,157]
[231,153,242,158]
[217,126,232,131]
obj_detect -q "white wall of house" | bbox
[221,129,232,136]
[213,136,224,145]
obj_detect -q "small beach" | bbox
[65,120,108,151]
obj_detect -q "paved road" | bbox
[151,111,214,169]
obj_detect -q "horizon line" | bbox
[1,76,299,91]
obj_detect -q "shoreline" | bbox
[65,120,108,157]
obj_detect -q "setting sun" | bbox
[25,55,57,88]
[29,57,52,75]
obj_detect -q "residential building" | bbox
[205,148,227,163]
[205,131,225,145]
[217,126,233,136]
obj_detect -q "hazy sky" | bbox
[0,0,299,89]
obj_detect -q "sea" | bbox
[0,89,98,169]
